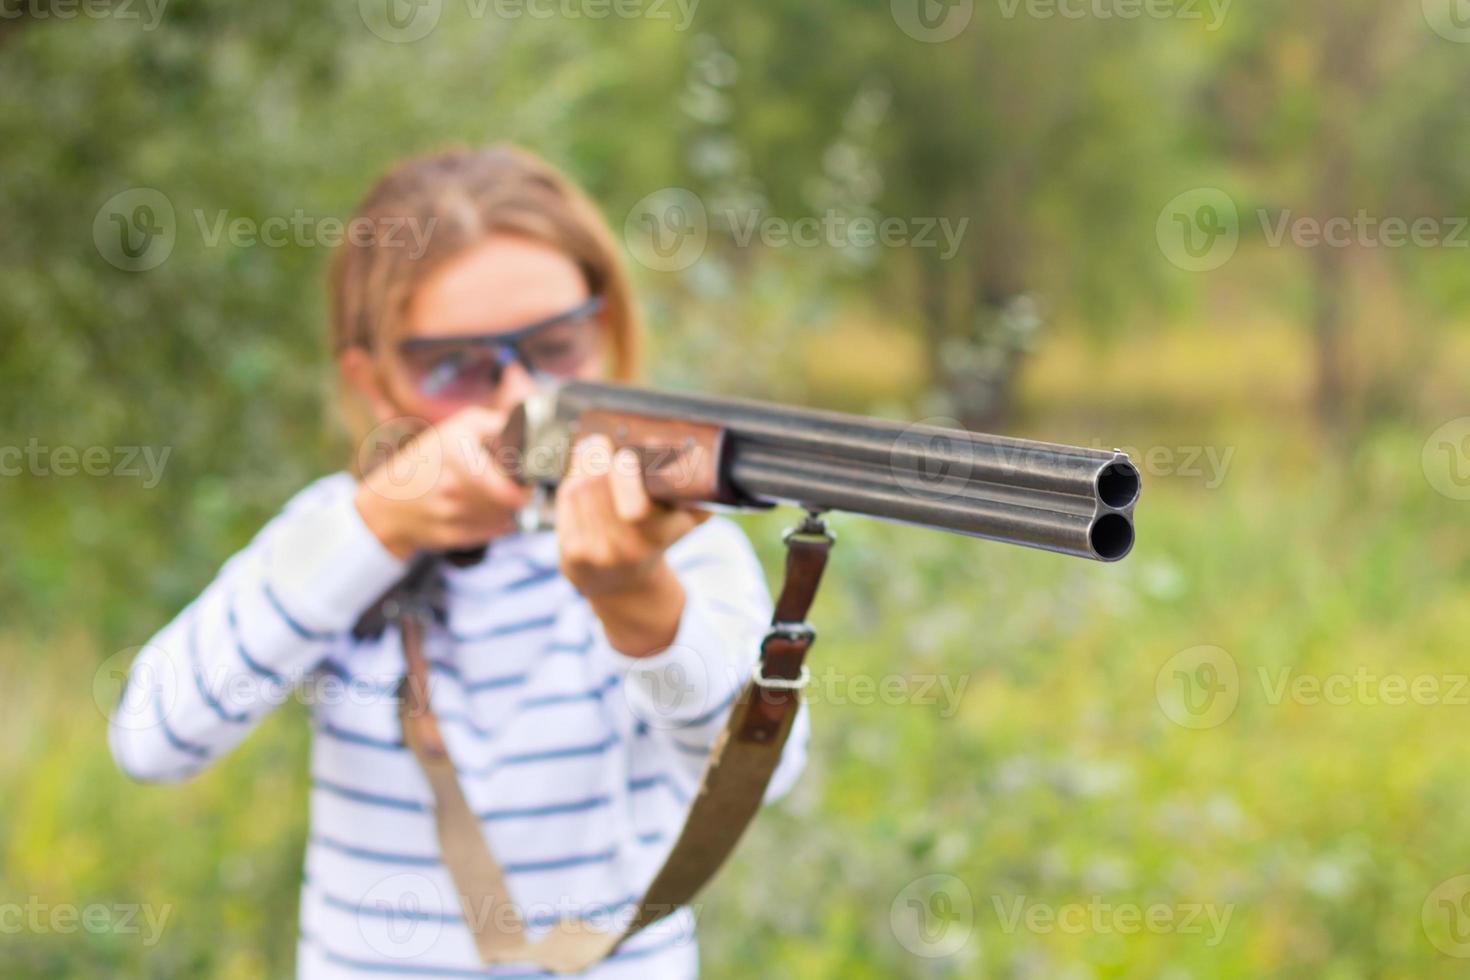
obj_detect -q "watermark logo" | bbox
[624,188,708,272]
[95,645,183,732]
[1423,417,1470,501]
[359,0,443,41]
[890,873,975,958]
[360,874,445,958]
[94,188,176,272]
[889,417,976,502]
[357,418,443,503]
[891,0,974,42]
[1156,188,1239,272]
[619,644,724,730]
[1424,875,1470,957]
[1156,645,1238,729]
[1423,0,1470,43]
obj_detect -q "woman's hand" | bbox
[354,406,532,560]
[557,434,707,657]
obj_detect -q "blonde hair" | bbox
[329,144,642,433]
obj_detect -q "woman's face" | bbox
[343,233,607,428]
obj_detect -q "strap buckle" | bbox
[754,660,811,690]
[782,510,836,546]
[763,620,815,646]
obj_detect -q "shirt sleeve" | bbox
[108,473,409,783]
[590,516,810,804]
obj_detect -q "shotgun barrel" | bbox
[507,380,1139,562]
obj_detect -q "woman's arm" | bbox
[108,474,408,782]
[591,515,811,802]
[556,435,810,800]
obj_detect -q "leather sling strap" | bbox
[394,514,834,973]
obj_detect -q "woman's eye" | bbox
[423,354,467,394]
[526,341,574,361]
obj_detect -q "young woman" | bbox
[109,145,809,978]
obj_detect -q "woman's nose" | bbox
[494,358,539,410]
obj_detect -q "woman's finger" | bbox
[635,506,701,550]
[609,448,652,523]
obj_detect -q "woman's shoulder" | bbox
[279,471,357,514]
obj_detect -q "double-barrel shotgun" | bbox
[497,380,1140,562]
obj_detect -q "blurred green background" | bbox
[3,0,1470,976]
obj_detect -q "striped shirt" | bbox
[108,472,809,978]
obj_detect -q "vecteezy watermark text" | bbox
[725,209,969,261]
[1157,188,1470,272]
[1089,441,1234,489]
[0,899,173,945]
[0,440,170,488]
[623,188,969,272]
[193,209,437,258]
[995,0,1231,30]
[0,0,168,29]
[1259,209,1470,250]
[992,895,1234,947]
[357,0,699,43]
[1157,646,1470,730]
[93,188,440,272]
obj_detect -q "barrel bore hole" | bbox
[1097,462,1141,509]
[1090,513,1135,561]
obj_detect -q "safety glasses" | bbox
[397,296,604,404]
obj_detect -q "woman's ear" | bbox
[338,347,399,425]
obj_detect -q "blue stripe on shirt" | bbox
[449,613,557,643]
[311,835,438,866]
[227,594,284,682]
[262,580,337,642]
[519,676,617,709]
[464,671,528,693]
[446,561,560,598]
[313,777,428,812]
[311,879,637,928]
[312,773,611,821]
[546,636,593,656]
[495,735,618,767]
[189,610,251,724]
[502,565,561,592]
[311,774,676,819]
[316,721,406,751]
[675,681,744,729]
[630,773,690,806]
[309,833,616,875]
[155,693,211,759]
[668,738,710,758]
